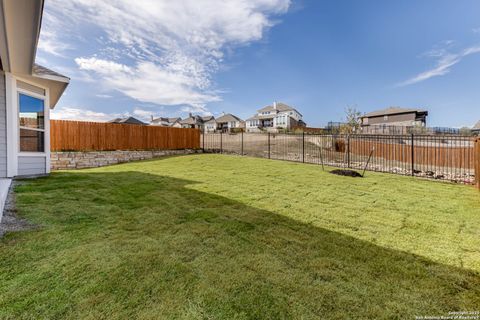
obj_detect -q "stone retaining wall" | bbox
[51,149,201,170]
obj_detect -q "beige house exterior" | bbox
[179,114,214,131]
[246,102,305,133]
[205,113,244,133]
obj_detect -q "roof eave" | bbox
[0,0,44,74]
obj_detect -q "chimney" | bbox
[189,112,193,118]
[273,101,277,109]
[151,115,154,122]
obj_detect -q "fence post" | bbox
[268,132,271,159]
[241,131,244,156]
[220,131,223,154]
[411,133,415,176]
[202,130,205,152]
[347,134,350,168]
[302,131,305,163]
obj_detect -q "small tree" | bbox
[459,127,473,136]
[341,106,362,134]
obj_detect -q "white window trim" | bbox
[6,73,51,177]
[18,91,47,156]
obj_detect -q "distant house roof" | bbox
[205,118,216,124]
[201,115,214,122]
[362,107,428,118]
[151,117,181,125]
[180,115,204,125]
[216,113,243,123]
[179,114,215,125]
[33,63,69,81]
[258,102,296,114]
[109,117,146,125]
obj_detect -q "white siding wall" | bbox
[18,156,46,176]
[0,72,6,177]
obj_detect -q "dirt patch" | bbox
[0,181,37,238]
[330,169,363,178]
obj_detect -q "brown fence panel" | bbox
[349,136,475,169]
[51,120,200,151]
[475,138,480,189]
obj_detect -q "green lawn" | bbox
[1,154,479,319]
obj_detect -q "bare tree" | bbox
[341,106,362,134]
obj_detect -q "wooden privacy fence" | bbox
[51,120,200,151]
[475,138,480,189]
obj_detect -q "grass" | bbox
[0,154,479,319]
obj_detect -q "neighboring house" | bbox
[201,115,214,123]
[0,1,69,179]
[206,113,244,133]
[216,113,244,133]
[179,114,214,131]
[109,117,146,125]
[180,113,204,129]
[150,116,181,127]
[360,107,428,127]
[246,102,305,132]
[472,121,480,135]
[204,118,216,133]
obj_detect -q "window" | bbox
[383,115,388,121]
[19,93,45,152]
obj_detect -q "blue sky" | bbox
[38,0,480,127]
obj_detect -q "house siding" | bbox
[367,113,416,125]
[18,156,46,176]
[0,72,7,178]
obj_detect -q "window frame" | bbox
[17,87,48,155]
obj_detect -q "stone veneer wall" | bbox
[51,149,201,170]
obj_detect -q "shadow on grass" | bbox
[1,170,479,319]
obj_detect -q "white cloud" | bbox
[473,28,480,34]
[398,45,480,86]
[95,94,113,99]
[37,30,70,57]
[181,105,212,116]
[75,57,221,106]
[132,108,157,121]
[41,0,291,110]
[51,106,129,122]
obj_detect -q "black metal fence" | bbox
[202,132,476,184]
[323,123,473,135]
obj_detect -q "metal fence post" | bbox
[268,132,271,159]
[241,131,244,156]
[347,134,350,168]
[302,131,305,163]
[411,133,415,176]
[220,131,223,154]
